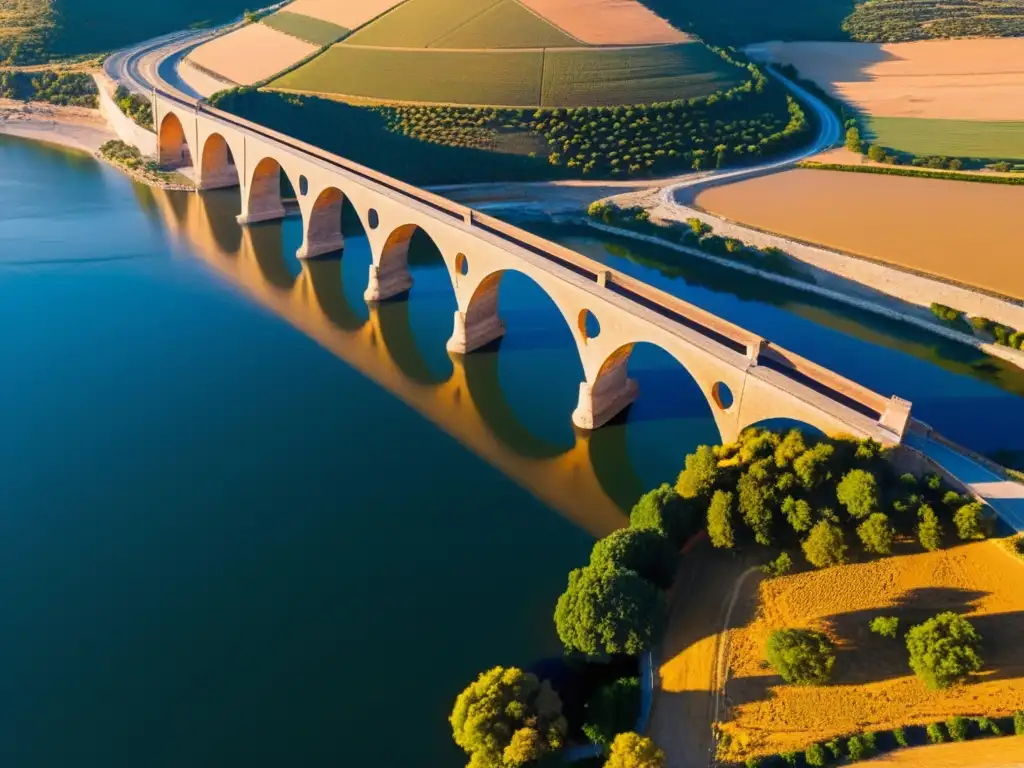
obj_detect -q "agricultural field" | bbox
[843,0,1024,41]
[429,0,581,49]
[518,0,689,45]
[689,168,1024,299]
[187,23,318,87]
[755,39,1024,162]
[272,46,546,107]
[541,43,742,107]
[717,541,1024,761]
[282,0,405,30]
[341,0,531,48]
[849,737,1024,768]
[260,10,349,46]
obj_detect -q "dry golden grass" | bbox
[690,168,1024,300]
[517,0,689,45]
[187,23,318,86]
[753,39,1024,121]
[849,736,1024,767]
[283,0,406,31]
[718,541,1024,761]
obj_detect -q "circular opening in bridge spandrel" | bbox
[712,381,734,410]
[577,309,601,344]
[368,209,380,230]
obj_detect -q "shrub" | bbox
[970,316,993,332]
[893,726,908,747]
[974,716,1000,736]
[676,445,719,500]
[917,505,944,551]
[708,490,736,549]
[869,616,900,639]
[582,677,640,747]
[780,751,798,766]
[554,565,667,659]
[630,484,696,548]
[846,735,867,761]
[906,612,983,689]
[591,528,679,590]
[953,502,988,541]
[837,468,879,519]
[1015,710,1024,736]
[765,628,836,685]
[802,520,848,568]
[761,552,793,578]
[605,732,665,768]
[930,303,963,323]
[858,513,895,555]
[825,738,843,760]
[927,722,946,744]
[804,742,826,767]
[450,667,567,768]
[947,716,969,741]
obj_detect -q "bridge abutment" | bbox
[572,354,638,430]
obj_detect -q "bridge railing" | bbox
[153,88,904,432]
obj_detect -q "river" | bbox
[1,136,1022,768]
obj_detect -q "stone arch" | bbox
[366,222,455,303]
[579,340,735,434]
[158,111,191,169]
[198,132,240,191]
[240,156,301,226]
[298,185,367,260]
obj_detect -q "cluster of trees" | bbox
[113,84,153,129]
[0,69,96,107]
[671,428,989,568]
[930,305,1024,350]
[841,0,1024,42]
[369,53,811,180]
[586,203,808,282]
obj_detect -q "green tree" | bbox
[605,732,665,768]
[707,490,735,549]
[450,666,568,768]
[857,512,895,555]
[946,716,969,741]
[676,445,719,500]
[869,616,900,639]
[837,469,879,519]
[802,520,848,568]
[774,429,808,468]
[629,484,696,548]
[738,462,775,545]
[582,677,640,747]
[953,502,988,541]
[765,628,836,685]
[1015,710,1024,735]
[918,505,944,551]
[591,528,678,590]
[782,496,813,533]
[794,443,835,490]
[867,144,886,162]
[906,612,983,689]
[845,126,863,153]
[804,743,826,767]
[554,565,667,659]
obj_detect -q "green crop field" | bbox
[866,115,1024,161]
[343,0,503,48]
[272,45,546,106]
[430,0,581,48]
[541,42,743,107]
[261,11,349,46]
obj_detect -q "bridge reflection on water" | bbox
[138,185,721,535]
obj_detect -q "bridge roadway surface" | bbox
[108,29,1024,533]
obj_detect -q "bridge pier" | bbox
[364,262,413,302]
[297,200,345,260]
[447,278,505,354]
[572,355,638,430]
[197,166,240,191]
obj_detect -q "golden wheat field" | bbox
[717,541,1024,761]
[753,39,1024,122]
[849,736,1024,767]
[690,168,1024,300]
[516,0,689,45]
[187,23,318,85]
[283,0,406,30]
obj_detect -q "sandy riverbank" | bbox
[0,99,114,154]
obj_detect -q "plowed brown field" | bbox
[718,541,1024,762]
[517,0,689,45]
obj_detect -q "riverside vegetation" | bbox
[0,69,96,106]
[449,428,1004,768]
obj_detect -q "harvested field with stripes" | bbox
[187,23,318,86]
[261,10,349,46]
[518,0,690,44]
[282,0,406,30]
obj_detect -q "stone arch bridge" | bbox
[152,89,912,445]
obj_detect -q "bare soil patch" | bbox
[718,541,1024,761]
[284,0,406,31]
[517,0,689,45]
[752,39,1024,121]
[690,168,1024,300]
[187,23,318,86]
[850,736,1024,767]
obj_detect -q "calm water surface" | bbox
[2,136,1022,767]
